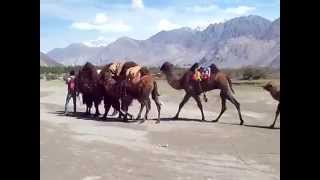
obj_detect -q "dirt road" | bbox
[40,80,280,180]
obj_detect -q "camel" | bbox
[98,63,133,120]
[160,62,244,125]
[101,64,161,123]
[122,67,161,123]
[76,62,103,116]
[262,82,280,128]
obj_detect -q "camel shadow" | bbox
[244,124,280,130]
[211,122,280,129]
[51,111,138,123]
[217,122,243,126]
[153,117,214,123]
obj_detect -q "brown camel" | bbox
[122,67,161,123]
[98,63,133,120]
[76,62,104,116]
[160,62,244,124]
[262,82,280,128]
[102,64,161,123]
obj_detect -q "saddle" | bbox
[109,63,124,77]
[192,67,211,81]
[126,65,142,84]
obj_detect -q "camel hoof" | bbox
[136,116,141,120]
[240,121,244,125]
[139,120,145,124]
[269,124,275,129]
[155,120,160,124]
[212,119,218,123]
[172,116,179,120]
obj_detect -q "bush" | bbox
[40,66,82,75]
[45,73,59,80]
[241,67,267,80]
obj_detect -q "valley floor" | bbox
[40,80,280,180]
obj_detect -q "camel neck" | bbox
[268,86,280,100]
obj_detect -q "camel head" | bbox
[160,62,173,72]
[262,82,274,92]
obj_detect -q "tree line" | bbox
[40,65,279,81]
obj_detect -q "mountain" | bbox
[46,15,280,68]
[47,43,104,65]
[263,18,280,40]
[40,52,62,66]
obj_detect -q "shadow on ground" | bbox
[50,111,138,123]
[50,110,280,129]
[244,124,280,130]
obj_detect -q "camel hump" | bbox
[109,63,124,76]
[126,65,142,78]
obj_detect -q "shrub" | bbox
[241,67,267,80]
[46,73,59,80]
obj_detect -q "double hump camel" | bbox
[98,62,137,119]
[76,62,104,116]
[99,61,162,123]
[160,62,244,125]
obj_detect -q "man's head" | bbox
[190,62,199,72]
[70,70,75,76]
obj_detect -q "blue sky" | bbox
[40,0,280,52]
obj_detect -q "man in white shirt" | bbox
[64,70,78,115]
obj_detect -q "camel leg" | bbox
[152,95,161,124]
[226,93,244,125]
[88,101,92,115]
[213,92,227,122]
[136,103,145,120]
[144,99,151,121]
[86,100,93,116]
[192,95,205,121]
[88,107,91,115]
[270,103,280,128]
[140,98,151,123]
[110,108,118,116]
[94,101,100,117]
[103,103,111,119]
[85,106,89,115]
[173,94,191,119]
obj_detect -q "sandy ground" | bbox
[40,79,280,180]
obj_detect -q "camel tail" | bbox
[152,81,160,99]
[227,76,235,94]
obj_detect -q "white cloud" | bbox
[187,5,219,13]
[157,19,180,31]
[186,4,255,16]
[132,0,144,9]
[71,13,131,33]
[93,13,109,24]
[225,6,256,15]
